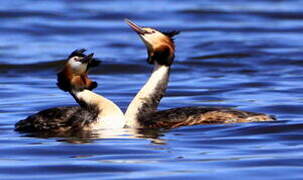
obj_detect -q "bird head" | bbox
[125,19,180,66]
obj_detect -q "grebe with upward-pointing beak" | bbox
[124,19,275,129]
[15,49,125,133]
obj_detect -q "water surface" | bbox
[1,0,303,179]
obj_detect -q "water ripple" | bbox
[1,0,303,179]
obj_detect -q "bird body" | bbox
[15,49,125,133]
[124,19,275,129]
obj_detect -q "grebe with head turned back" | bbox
[15,49,125,133]
[124,19,275,129]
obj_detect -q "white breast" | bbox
[91,115,126,129]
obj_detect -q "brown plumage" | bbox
[125,19,276,129]
[138,107,275,129]
[15,106,99,132]
[57,49,99,92]
[57,66,97,92]
[15,49,101,133]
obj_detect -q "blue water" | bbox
[1,0,303,179]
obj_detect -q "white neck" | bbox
[125,63,170,128]
[72,89,125,129]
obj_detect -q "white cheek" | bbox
[142,33,166,47]
[69,60,87,74]
[145,34,159,43]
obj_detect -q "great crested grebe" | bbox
[124,19,275,129]
[15,49,125,133]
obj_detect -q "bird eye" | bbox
[73,57,80,61]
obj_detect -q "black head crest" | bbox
[69,49,87,58]
[162,30,180,38]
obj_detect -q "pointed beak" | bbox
[81,53,94,63]
[125,19,146,35]
[82,53,102,68]
[89,57,101,68]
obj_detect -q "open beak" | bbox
[125,19,146,35]
[82,53,102,68]
[81,53,94,64]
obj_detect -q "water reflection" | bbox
[1,0,303,179]
[20,127,168,144]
